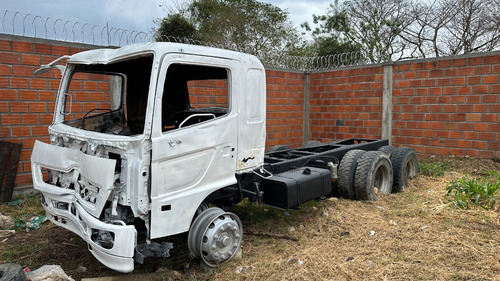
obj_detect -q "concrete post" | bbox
[382,64,393,144]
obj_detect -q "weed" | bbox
[419,161,449,177]
[445,170,500,210]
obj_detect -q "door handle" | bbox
[169,140,182,147]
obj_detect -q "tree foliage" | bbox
[155,0,301,57]
[306,0,500,62]
[306,0,411,63]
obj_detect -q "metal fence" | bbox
[1,10,367,71]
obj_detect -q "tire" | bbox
[267,145,290,153]
[337,150,366,200]
[303,140,322,148]
[354,151,393,201]
[0,263,26,281]
[188,207,243,267]
[391,147,419,193]
[378,145,396,157]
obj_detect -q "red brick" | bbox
[471,141,487,150]
[464,131,479,140]
[0,64,12,75]
[475,66,491,75]
[0,89,19,100]
[10,102,28,112]
[29,78,48,89]
[33,43,52,55]
[0,77,7,88]
[29,102,47,113]
[484,55,500,64]
[424,79,436,87]
[451,77,465,84]
[12,41,32,53]
[472,104,488,112]
[459,67,474,75]
[479,132,496,141]
[473,123,488,131]
[21,114,39,124]
[10,77,29,88]
[0,52,21,64]
[468,57,483,65]
[32,125,49,136]
[12,126,31,137]
[2,114,20,125]
[473,85,489,94]
[493,65,500,74]
[39,91,56,101]
[484,75,498,84]
[13,65,34,77]
[21,53,41,65]
[430,69,444,77]
[443,87,457,95]
[457,86,472,94]
[467,76,481,84]
[52,45,70,56]
[0,126,10,137]
[0,40,11,51]
[19,90,37,100]
[438,60,452,68]
[482,95,497,103]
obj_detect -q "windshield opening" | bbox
[62,54,153,136]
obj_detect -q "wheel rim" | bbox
[374,163,392,194]
[188,208,242,267]
[404,156,419,182]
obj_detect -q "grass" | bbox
[0,157,499,280]
[419,160,449,177]
[445,170,500,210]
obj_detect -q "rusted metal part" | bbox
[0,141,22,203]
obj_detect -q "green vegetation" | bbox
[419,161,449,177]
[445,170,500,210]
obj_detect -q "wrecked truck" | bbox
[31,42,419,272]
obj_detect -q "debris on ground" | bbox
[26,265,75,281]
[0,230,15,239]
[14,214,46,231]
[0,212,14,229]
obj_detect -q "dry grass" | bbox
[1,156,499,280]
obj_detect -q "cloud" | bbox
[102,0,164,31]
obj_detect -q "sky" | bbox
[1,0,332,37]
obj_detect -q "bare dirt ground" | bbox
[1,156,499,280]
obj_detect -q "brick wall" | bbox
[1,34,499,190]
[392,56,500,158]
[265,69,306,148]
[309,66,384,141]
[0,36,90,187]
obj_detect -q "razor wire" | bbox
[1,9,369,71]
[0,10,153,46]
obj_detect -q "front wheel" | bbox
[187,207,243,267]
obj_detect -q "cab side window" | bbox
[162,64,229,131]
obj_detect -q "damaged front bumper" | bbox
[31,141,137,273]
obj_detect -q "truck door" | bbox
[149,54,239,238]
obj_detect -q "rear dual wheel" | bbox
[354,151,393,201]
[391,147,419,192]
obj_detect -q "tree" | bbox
[155,0,301,57]
[154,14,197,41]
[401,0,500,57]
[307,0,412,63]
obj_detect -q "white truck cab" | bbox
[31,42,266,272]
